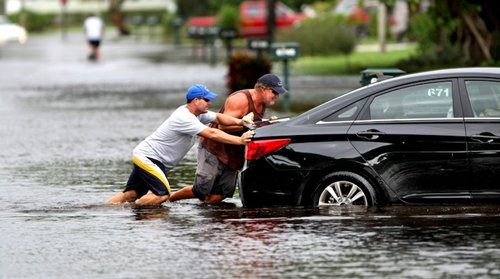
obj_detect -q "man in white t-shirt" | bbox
[107,84,255,204]
[83,14,104,61]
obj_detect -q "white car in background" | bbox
[0,15,27,44]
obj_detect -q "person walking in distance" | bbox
[169,74,287,203]
[107,84,254,204]
[84,14,104,62]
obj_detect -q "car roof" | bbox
[290,67,500,125]
[385,67,500,82]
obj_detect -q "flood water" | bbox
[1,32,500,278]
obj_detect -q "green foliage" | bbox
[396,43,466,73]
[226,54,271,93]
[481,59,500,67]
[308,1,337,13]
[276,14,357,57]
[9,10,54,32]
[217,5,240,29]
[397,2,466,71]
[161,13,177,35]
[407,9,459,51]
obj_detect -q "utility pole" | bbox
[0,0,5,14]
[61,0,68,40]
[378,2,387,53]
[267,0,276,44]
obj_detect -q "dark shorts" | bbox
[192,144,238,201]
[123,154,171,198]
[88,40,100,48]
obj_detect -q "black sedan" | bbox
[239,68,500,207]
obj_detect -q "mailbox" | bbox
[187,26,220,39]
[360,68,406,86]
[219,28,239,39]
[171,17,184,28]
[247,37,270,50]
[270,42,300,60]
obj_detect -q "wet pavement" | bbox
[1,31,500,278]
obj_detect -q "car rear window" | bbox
[322,99,367,122]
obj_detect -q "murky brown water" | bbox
[1,32,500,279]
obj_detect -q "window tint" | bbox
[370,82,453,120]
[465,81,500,117]
[247,6,259,17]
[263,8,284,17]
[322,99,366,122]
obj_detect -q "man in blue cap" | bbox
[107,84,255,204]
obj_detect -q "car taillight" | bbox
[245,139,291,161]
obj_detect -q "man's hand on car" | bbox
[242,112,254,125]
[241,130,255,144]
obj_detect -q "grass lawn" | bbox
[292,45,419,76]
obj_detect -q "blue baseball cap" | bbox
[186,84,218,100]
[257,74,288,94]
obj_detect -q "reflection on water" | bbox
[4,193,500,278]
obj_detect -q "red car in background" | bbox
[188,1,307,38]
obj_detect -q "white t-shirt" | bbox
[134,105,216,172]
[84,16,104,40]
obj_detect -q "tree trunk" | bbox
[109,0,130,35]
[452,0,491,61]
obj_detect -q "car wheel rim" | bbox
[318,181,368,207]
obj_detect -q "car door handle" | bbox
[356,130,386,140]
[471,133,500,143]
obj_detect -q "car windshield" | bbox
[0,16,12,25]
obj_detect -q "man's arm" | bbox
[198,128,254,145]
[213,112,253,127]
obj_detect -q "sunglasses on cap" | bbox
[200,97,211,102]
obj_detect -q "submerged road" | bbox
[2,31,498,279]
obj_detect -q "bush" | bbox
[396,43,466,73]
[217,5,239,29]
[481,59,500,67]
[8,10,55,32]
[276,14,357,56]
[161,13,177,36]
[226,54,271,93]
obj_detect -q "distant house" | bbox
[6,0,176,14]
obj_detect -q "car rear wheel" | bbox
[313,172,378,207]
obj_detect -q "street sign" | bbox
[247,37,270,50]
[187,26,220,39]
[270,42,300,60]
[270,42,300,112]
[171,17,184,28]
